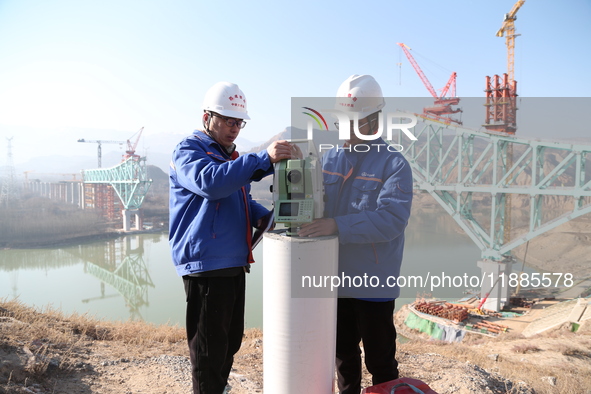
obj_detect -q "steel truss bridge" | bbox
[69,237,155,320]
[392,116,591,262]
[83,156,152,211]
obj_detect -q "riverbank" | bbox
[1,299,591,394]
[1,227,167,250]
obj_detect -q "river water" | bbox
[0,210,536,328]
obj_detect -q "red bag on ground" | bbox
[361,377,439,394]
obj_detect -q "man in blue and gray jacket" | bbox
[169,81,295,394]
[299,75,413,393]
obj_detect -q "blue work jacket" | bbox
[322,138,413,300]
[169,130,273,276]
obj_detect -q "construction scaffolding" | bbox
[82,156,152,231]
[83,183,122,222]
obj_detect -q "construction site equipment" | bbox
[77,127,144,168]
[483,0,525,135]
[415,301,469,323]
[397,43,462,125]
[478,274,502,311]
[77,139,125,168]
[496,0,526,83]
[123,127,144,160]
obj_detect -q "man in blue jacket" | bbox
[169,81,295,394]
[299,75,413,393]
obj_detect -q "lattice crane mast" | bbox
[78,127,145,168]
[77,139,125,168]
[496,0,525,83]
[397,42,462,125]
[483,0,524,135]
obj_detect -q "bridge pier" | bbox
[477,259,513,311]
[122,209,143,232]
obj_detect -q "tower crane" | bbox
[496,0,525,83]
[483,0,524,135]
[77,139,126,168]
[78,127,144,168]
[397,43,462,125]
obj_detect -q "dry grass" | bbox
[0,298,185,346]
[0,298,186,384]
[3,298,591,394]
[511,343,540,354]
[400,326,591,394]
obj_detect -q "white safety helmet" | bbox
[202,81,250,120]
[335,74,385,119]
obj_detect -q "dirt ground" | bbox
[1,298,591,394]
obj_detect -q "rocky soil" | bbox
[1,300,591,394]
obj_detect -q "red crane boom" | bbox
[397,43,462,125]
[125,127,144,159]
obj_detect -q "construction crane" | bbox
[78,127,144,168]
[397,42,462,125]
[77,139,125,168]
[123,127,144,160]
[483,0,524,136]
[496,0,525,83]
[482,1,526,256]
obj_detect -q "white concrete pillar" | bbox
[263,233,339,393]
[477,259,513,311]
[134,210,143,230]
[122,209,132,232]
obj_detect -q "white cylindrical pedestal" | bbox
[263,232,339,393]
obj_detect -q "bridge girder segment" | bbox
[393,117,591,261]
[82,157,152,210]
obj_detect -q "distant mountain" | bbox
[142,132,263,171]
[245,126,340,157]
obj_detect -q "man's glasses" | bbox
[211,113,247,129]
[334,120,370,130]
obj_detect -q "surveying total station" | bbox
[272,139,324,235]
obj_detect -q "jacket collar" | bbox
[194,129,237,159]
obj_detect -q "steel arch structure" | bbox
[82,157,152,210]
[392,116,591,261]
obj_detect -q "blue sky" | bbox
[0,0,590,164]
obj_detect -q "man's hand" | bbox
[267,140,303,163]
[298,218,338,237]
[256,217,275,231]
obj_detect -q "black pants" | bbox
[336,298,398,394]
[183,272,245,394]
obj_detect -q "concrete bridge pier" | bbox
[122,209,143,232]
[477,259,513,311]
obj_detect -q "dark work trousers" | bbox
[183,272,245,394]
[336,298,398,394]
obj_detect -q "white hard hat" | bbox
[202,81,250,120]
[335,74,385,118]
